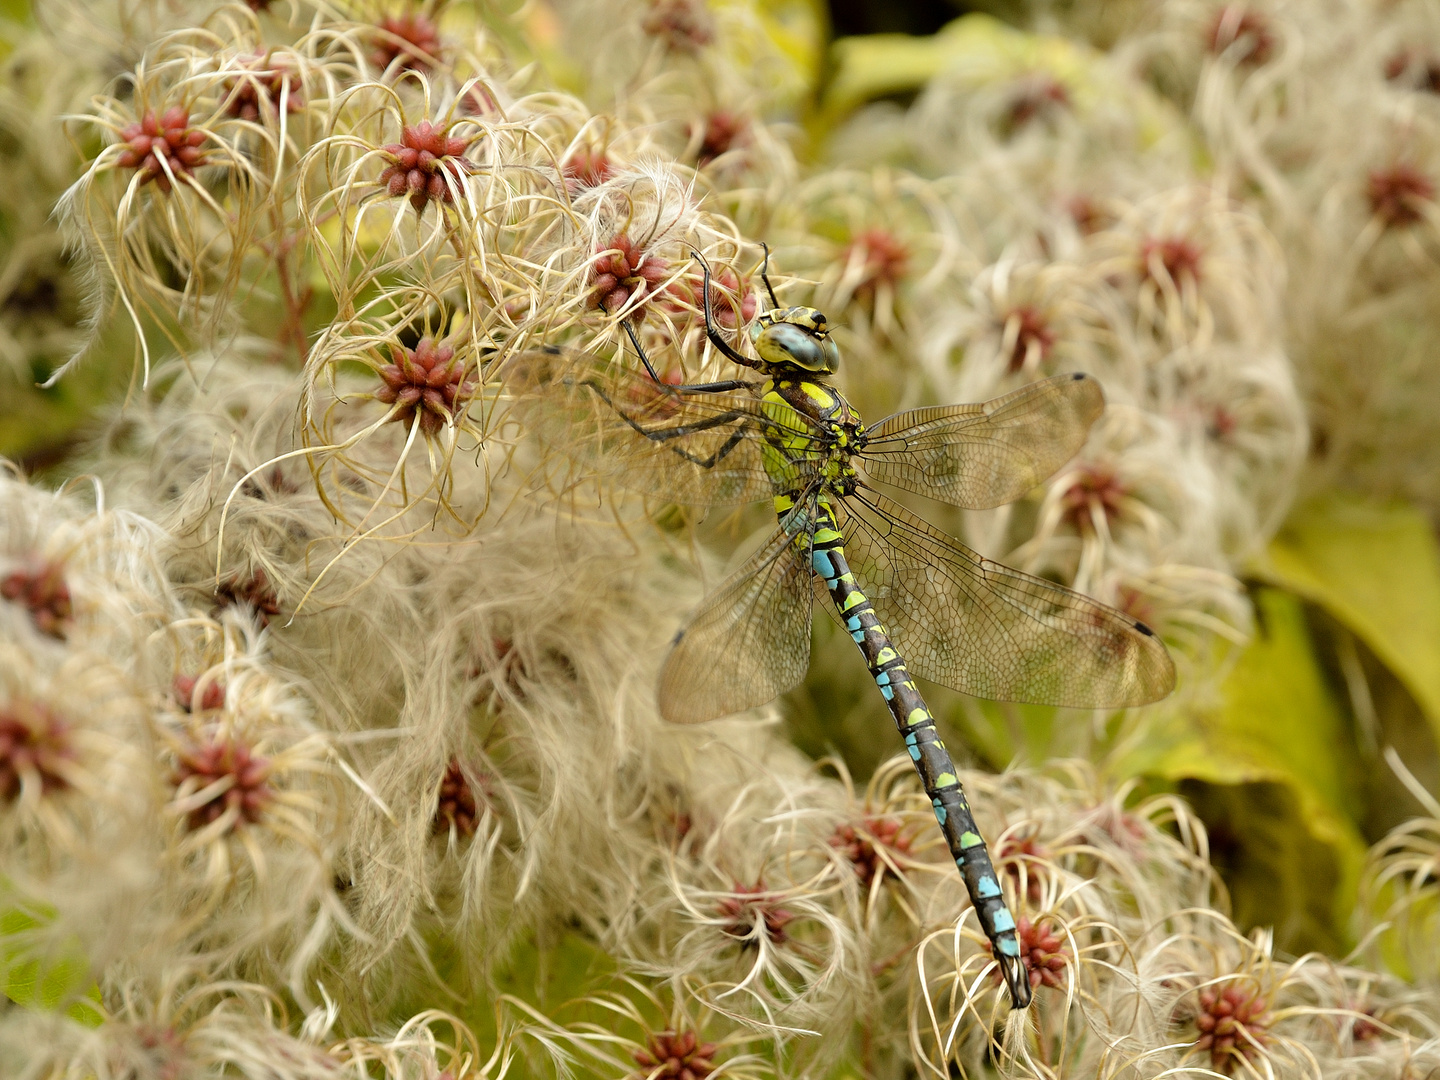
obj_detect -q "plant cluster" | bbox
[1,0,1439,1078]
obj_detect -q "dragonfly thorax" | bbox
[762,376,866,497]
[749,306,840,376]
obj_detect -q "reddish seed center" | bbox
[1066,195,1109,235]
[563,148,613,191]
[716,881,793,945]
[1207,6,1275,66]
[998,832,1049,904]
[375,337,476,435]
[1004,76,1070,132]
[1141,236,1204,286]
[1193,984,1272,1073]
[667,268,754,331]
[1368,164,1435,228]
[173,737,273,831]
[1005,307,1056,372]
[223,54,303,122]
[0,700,73,802]
[1062,465,1128,532]
[1385,49,1440,94]
[831,816,910,887]
[632,1030,719,1080]
[433,758,484,837]
[1015,917,1069,990]
[172,674,226,713]
[2,561,72,638]
[591,235,671,319]
[696,111,747,165]
[641,0,715,53]
[214,569,281,626]
[842,228,910,301]
[372,13,442,72]
[378,121,473,214]
[115,107,207,193]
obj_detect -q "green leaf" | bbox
[820,13,1188,147]
[1112,587,1367,954]
[1,903,103,1026]
[1257,494,1440,749]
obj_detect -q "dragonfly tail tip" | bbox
[1001,956,1033,1010]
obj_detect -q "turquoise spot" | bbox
[931,798,947,825]
[976,876,1001,898]
[990,908,1017,933]
[997,937,1021,957]
[881,685,895,701]
[875,671,890,685]
[846,615,862,631]
[851,630,865,643]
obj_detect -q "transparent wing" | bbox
[859,373,1105,509]
[834,488,1175,708]
[505,348,826,506]
[659,517,816,724]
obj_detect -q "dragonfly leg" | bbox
[619,318,666,383]
[577,378,759,469]
[693,253,756,369]
[806,502,1033,1009]
[619,321,753,394]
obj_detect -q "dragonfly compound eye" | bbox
[751,313,840,374]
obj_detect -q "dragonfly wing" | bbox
[834,488,1175,708]
[506,348,823,506]
[659,519,816,724]
[859,373,1105,509]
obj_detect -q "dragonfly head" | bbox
[749,307,840,376]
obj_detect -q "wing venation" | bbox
[859,373,1104,508]
[834,487,1175,708]
[658,519,816,723]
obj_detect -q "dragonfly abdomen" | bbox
[807,502,1033,1009]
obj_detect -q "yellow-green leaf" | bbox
[1257,494,1440,749]
[1111,587,1367,953]
[821,13,1187,149]
[2,904,103,1026]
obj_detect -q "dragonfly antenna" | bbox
[758,242,781,309]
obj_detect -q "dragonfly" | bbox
[507,253,1176,1008]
